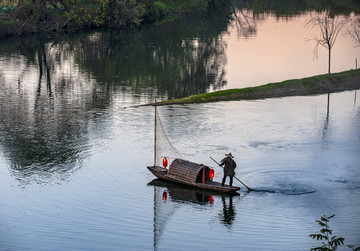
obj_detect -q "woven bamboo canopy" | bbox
[167,159,203,184]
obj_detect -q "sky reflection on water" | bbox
[0,8,360,251]
[224,12,359,89]
[1,91,360,250]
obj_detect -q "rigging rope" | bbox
[155,107,182,167]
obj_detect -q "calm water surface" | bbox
[1,7,360,251]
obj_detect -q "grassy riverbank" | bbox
[157,69,360,105]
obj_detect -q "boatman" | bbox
[219,153,236,187]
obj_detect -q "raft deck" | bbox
[147,159,240,193]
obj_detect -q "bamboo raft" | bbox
[147,158,240,193]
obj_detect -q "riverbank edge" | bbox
[153,69,360,106]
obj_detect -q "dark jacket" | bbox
[220,157,236,177]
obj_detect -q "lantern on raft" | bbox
[162,157,168,168]
[209,195,214,204]
[209,169,214,180]
[162,190,167,201]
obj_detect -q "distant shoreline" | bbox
[154,69,360,106]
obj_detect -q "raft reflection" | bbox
[148,179,235,204]
[148,179,242,250]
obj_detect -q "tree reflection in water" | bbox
[0,5,234,184]
[73,14,231,99]
[0,35,104,185]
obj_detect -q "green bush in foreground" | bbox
[309,215,360,251]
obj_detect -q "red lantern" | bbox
[162,190,167,201]
[209,195,214,204]
[209,169,214,180]
[162,157,168,168]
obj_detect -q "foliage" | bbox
[143,0,209,22]
[66,0,106,27]
[1,6,15,14]
[0,0,212,35]
[0,16,17,37]
[145,1,171,21]
[0,0,17,10]
[348,246,360,251]
[66,0,145,28]
[105,0,145,27]
[239,0,360,16]
[309,215,345,251]
[309,215,360,251]
[1,0,360,37]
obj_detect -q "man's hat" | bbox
[225,153,234,158]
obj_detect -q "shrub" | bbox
[309,215,360,251]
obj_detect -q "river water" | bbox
[1,7,360,251]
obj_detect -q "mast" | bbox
[154,102,157,167]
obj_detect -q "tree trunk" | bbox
[328,46,331,74]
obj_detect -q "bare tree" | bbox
[347,16,360,47]
[306,11,348,74]
[232,7,257,39]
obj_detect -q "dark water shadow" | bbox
[250,187,317,195]
[148,178,240,204]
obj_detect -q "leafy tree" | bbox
[104,0,145,27]
[64,0,145,28]
[10,0,146,31]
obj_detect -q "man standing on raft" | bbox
[219,153,237,187]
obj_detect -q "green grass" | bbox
[153,1,170,10]
[158,69,360,105]
[151,0,208,16]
